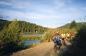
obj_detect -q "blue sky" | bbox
[0,0,86,28]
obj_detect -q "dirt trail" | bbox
[11,42,58,56]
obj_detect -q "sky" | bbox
[0,0,86,28]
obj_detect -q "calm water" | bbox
[23,40,40,46]
[21,34,42,47]
[22,34,43,37]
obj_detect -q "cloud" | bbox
[0,0,86,28]
[42,24,59,28]
[0,0,14,2]
[0,0,31,10]
[12,1,31,9]
[0,1,12,6]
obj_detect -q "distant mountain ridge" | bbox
[56,21,86,34]
[58,22,86,29]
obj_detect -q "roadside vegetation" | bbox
[60,24,86,56]
[0,19,47,56]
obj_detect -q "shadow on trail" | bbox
[43,40,71,56]
[44,44,64,56]
[44,47,59,56]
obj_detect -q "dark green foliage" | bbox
[69,20,77,29]
[0,19,10,31]
[60,24,86,56]
[0,20,37,55]
[0,20,22,56]
[18,21,47,34]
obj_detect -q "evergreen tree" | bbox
[70,20,77,29]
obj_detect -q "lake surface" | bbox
[21,34,43,37]
[23,40,40,47]
[21,34,42,47]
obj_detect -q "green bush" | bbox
[60,25,86,56]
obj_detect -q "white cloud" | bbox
[42,24,58,28]
[1,0,86,28]
[29,12,59,19]
[0,0,31,9]
[0,1,12,6]
[12,1,31,9]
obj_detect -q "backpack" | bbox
[55,36,62,45]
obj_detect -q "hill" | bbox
[56,21,86,33]
[0,19,47,34]
[58,22,86,29]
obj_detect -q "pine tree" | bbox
[70,20,77,29]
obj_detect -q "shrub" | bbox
[60,25,86,56]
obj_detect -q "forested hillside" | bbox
[0,19,47,34]
[58,21,86,29]
[57,21,86,33]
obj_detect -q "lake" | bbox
[21,34,43,37]
[20,34,42,48]
[23,40,41,47]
